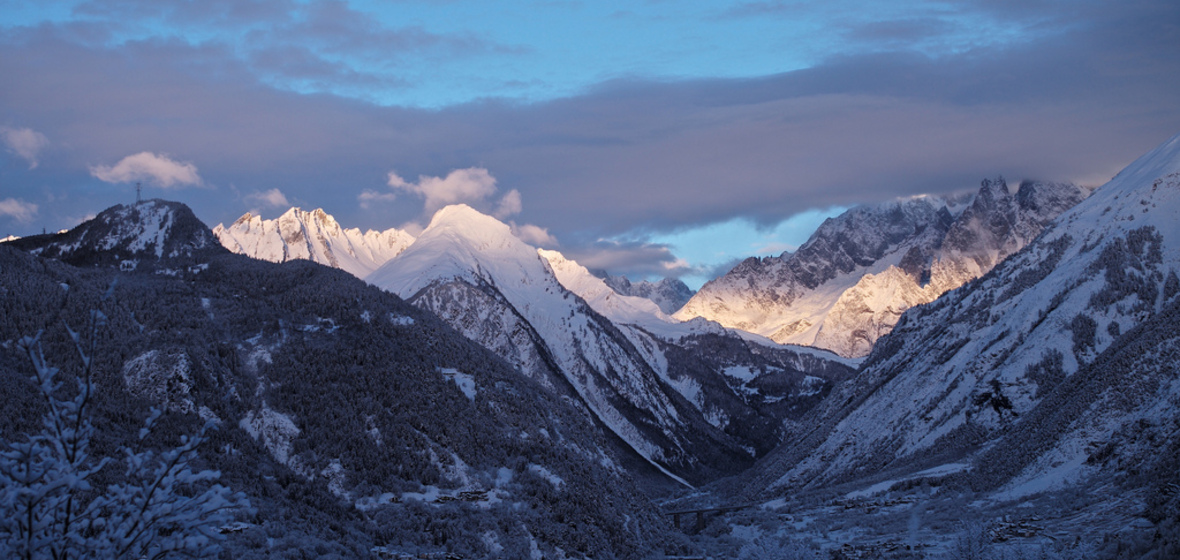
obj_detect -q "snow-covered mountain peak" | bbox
[230,211,254,226]
[600,274,696,315]
[367,204,552,303]
[6,199,223,267]
[420,204,521,253]
[678,176,1090,357]
[740,132,1180,500]
[214,206,414,279]
[1106,131,1180,190]
[539,249,673,326]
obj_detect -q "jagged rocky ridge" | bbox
[731,133,1180,522]
[599,273,696,315]
[213,207,415,279]
[1,203,681,559]
[677,179,1091,357]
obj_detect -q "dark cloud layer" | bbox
[1,0,1178,281]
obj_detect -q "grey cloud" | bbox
[560,240,693,280]
[66,0,522,94]
[0,0,1176,257]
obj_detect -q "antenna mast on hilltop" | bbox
[135,182,142,204]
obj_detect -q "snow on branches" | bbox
[0,309,249,560]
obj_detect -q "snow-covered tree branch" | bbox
[0,310,249,560]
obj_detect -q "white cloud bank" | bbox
[90,152,203,188]
[1,127,49,169]
[0,198,38,223]
[384,167,522,218]
[357,189,397,209]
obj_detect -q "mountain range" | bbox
[701,132,1180,553]
[676,179,1091,357]
[214,207,415,279]
[0,202,674,559]
[4,132,1179,557]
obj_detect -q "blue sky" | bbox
[1,0,1178,286]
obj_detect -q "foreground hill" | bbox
[0,201,676,559]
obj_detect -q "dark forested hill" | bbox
[0,211,682,558]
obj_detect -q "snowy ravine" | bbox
[213,207,414,279]
[677,179,1090,357]
[737,132,1180,504]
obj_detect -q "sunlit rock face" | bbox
[678,179,1091,357]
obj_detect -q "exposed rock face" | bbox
[213,207,414,278]
[601,274,696,315]
[735,132,1180,505]
[677,179,1091,357]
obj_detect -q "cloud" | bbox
[561,239,693,279]
[1,127,50,169]
[511,222,557,247]
[90,152,203,188]
[67,0,522,103]
[245,187,289,208]
[494,189,522,219]
[0,0,1177,260]
[0,198,38,223]
[357,189,396,209]
[387,167,499,215]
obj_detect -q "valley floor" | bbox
[669,473,1172,559]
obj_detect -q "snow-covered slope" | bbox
[6,199,224,267]
[677,179,1089,357]
[740,132,1180,502]
[368,205,857,484]
[539,249,674,326]
[0,219,673,559]
[213,207,414,278]
[368,205,753,483]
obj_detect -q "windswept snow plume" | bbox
[90,152,203,188]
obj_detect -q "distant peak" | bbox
[979,176,1010,198]
[425,204,510,235]
[7,199,223,266]
[232,212,254,225]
